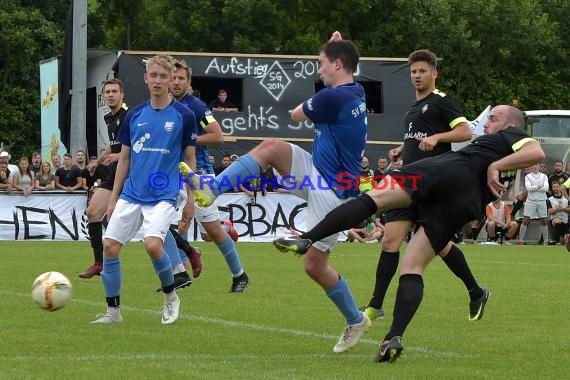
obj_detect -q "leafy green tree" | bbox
[0,1,63,159]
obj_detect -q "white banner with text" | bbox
[0,191,347,242]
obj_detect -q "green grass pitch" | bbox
[1,241,569,379]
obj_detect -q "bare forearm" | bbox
[291,104,307,122]
[196,123,224,146]
[111,153,130,199]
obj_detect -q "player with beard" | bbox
[170,59,249,292]
[274,105,544,361]
[79,79,128,279]
[356,50,485,324]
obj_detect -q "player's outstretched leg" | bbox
[273,237,313,255]
[273,194,378,255]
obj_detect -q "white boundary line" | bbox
[1,290,468,361]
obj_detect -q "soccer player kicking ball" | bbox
[273,105,544,362]
[91,54,199,325]
[183,31,372,353]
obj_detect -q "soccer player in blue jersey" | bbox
[91,54,198,325]
[183,31,371,352]
[169,59,250,292]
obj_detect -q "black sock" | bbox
[471,227,479,240]
[88,222,103,263]
[368,251,400,309]
[555,224,564,242]
[300,193,377,243]
[106,296,120,308]
[441,245,482,301]
[169,226,193,255]
[385,273,423,340]
[162,283,175,294]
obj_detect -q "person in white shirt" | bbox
[519,163,549,244]
[547,181,570,244]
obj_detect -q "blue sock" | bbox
[218,236,243,276]
[101,257,121,297]
[212,154,260,196]
[325,276,363,325]
[164,231,182,270]
[151,253,174,287]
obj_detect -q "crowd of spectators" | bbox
[0,148,107,200]
[4,146,569,245]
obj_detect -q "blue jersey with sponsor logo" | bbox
[302,82,367,199]
[118,99,197,205]
[178,94,217,174]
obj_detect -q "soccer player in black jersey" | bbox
[79,79,128,279]
[274,105,544,362]
[361,50,482,324]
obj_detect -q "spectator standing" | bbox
[519,163,549,244]
[209,154,217,171]
[359,156,375,193]
[0,151,18,173]
[74,149,87,171]
[548,160,569,195]
[50,153,62,173]
[510,166,530,219]
[34,161,55,190]
[12,157,35,196]
[0,161,13,193]
[30,151,42,176]
[55,153,82,192]
[374,155,389,179]
[215,154,231,175]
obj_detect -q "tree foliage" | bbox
[1,0,569,157]
[0,1,63,159]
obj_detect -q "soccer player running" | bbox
[274,105,544,362]
[79,79,128,279]
[171,59,250,292]
[359,49,488,323]
[183,31,371,353]
[91,54,199,324]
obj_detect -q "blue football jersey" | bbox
[118,99,197,205]
[179,94,217,174]
[302,83,367,198]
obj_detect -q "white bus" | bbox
[524,110,570,169]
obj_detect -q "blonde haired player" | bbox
[92,54,198,324]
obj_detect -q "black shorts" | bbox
[385,207,417,223]
[98,172,115,191]
[397,153,484,252]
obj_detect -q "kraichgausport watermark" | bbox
[141,172,422,192]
